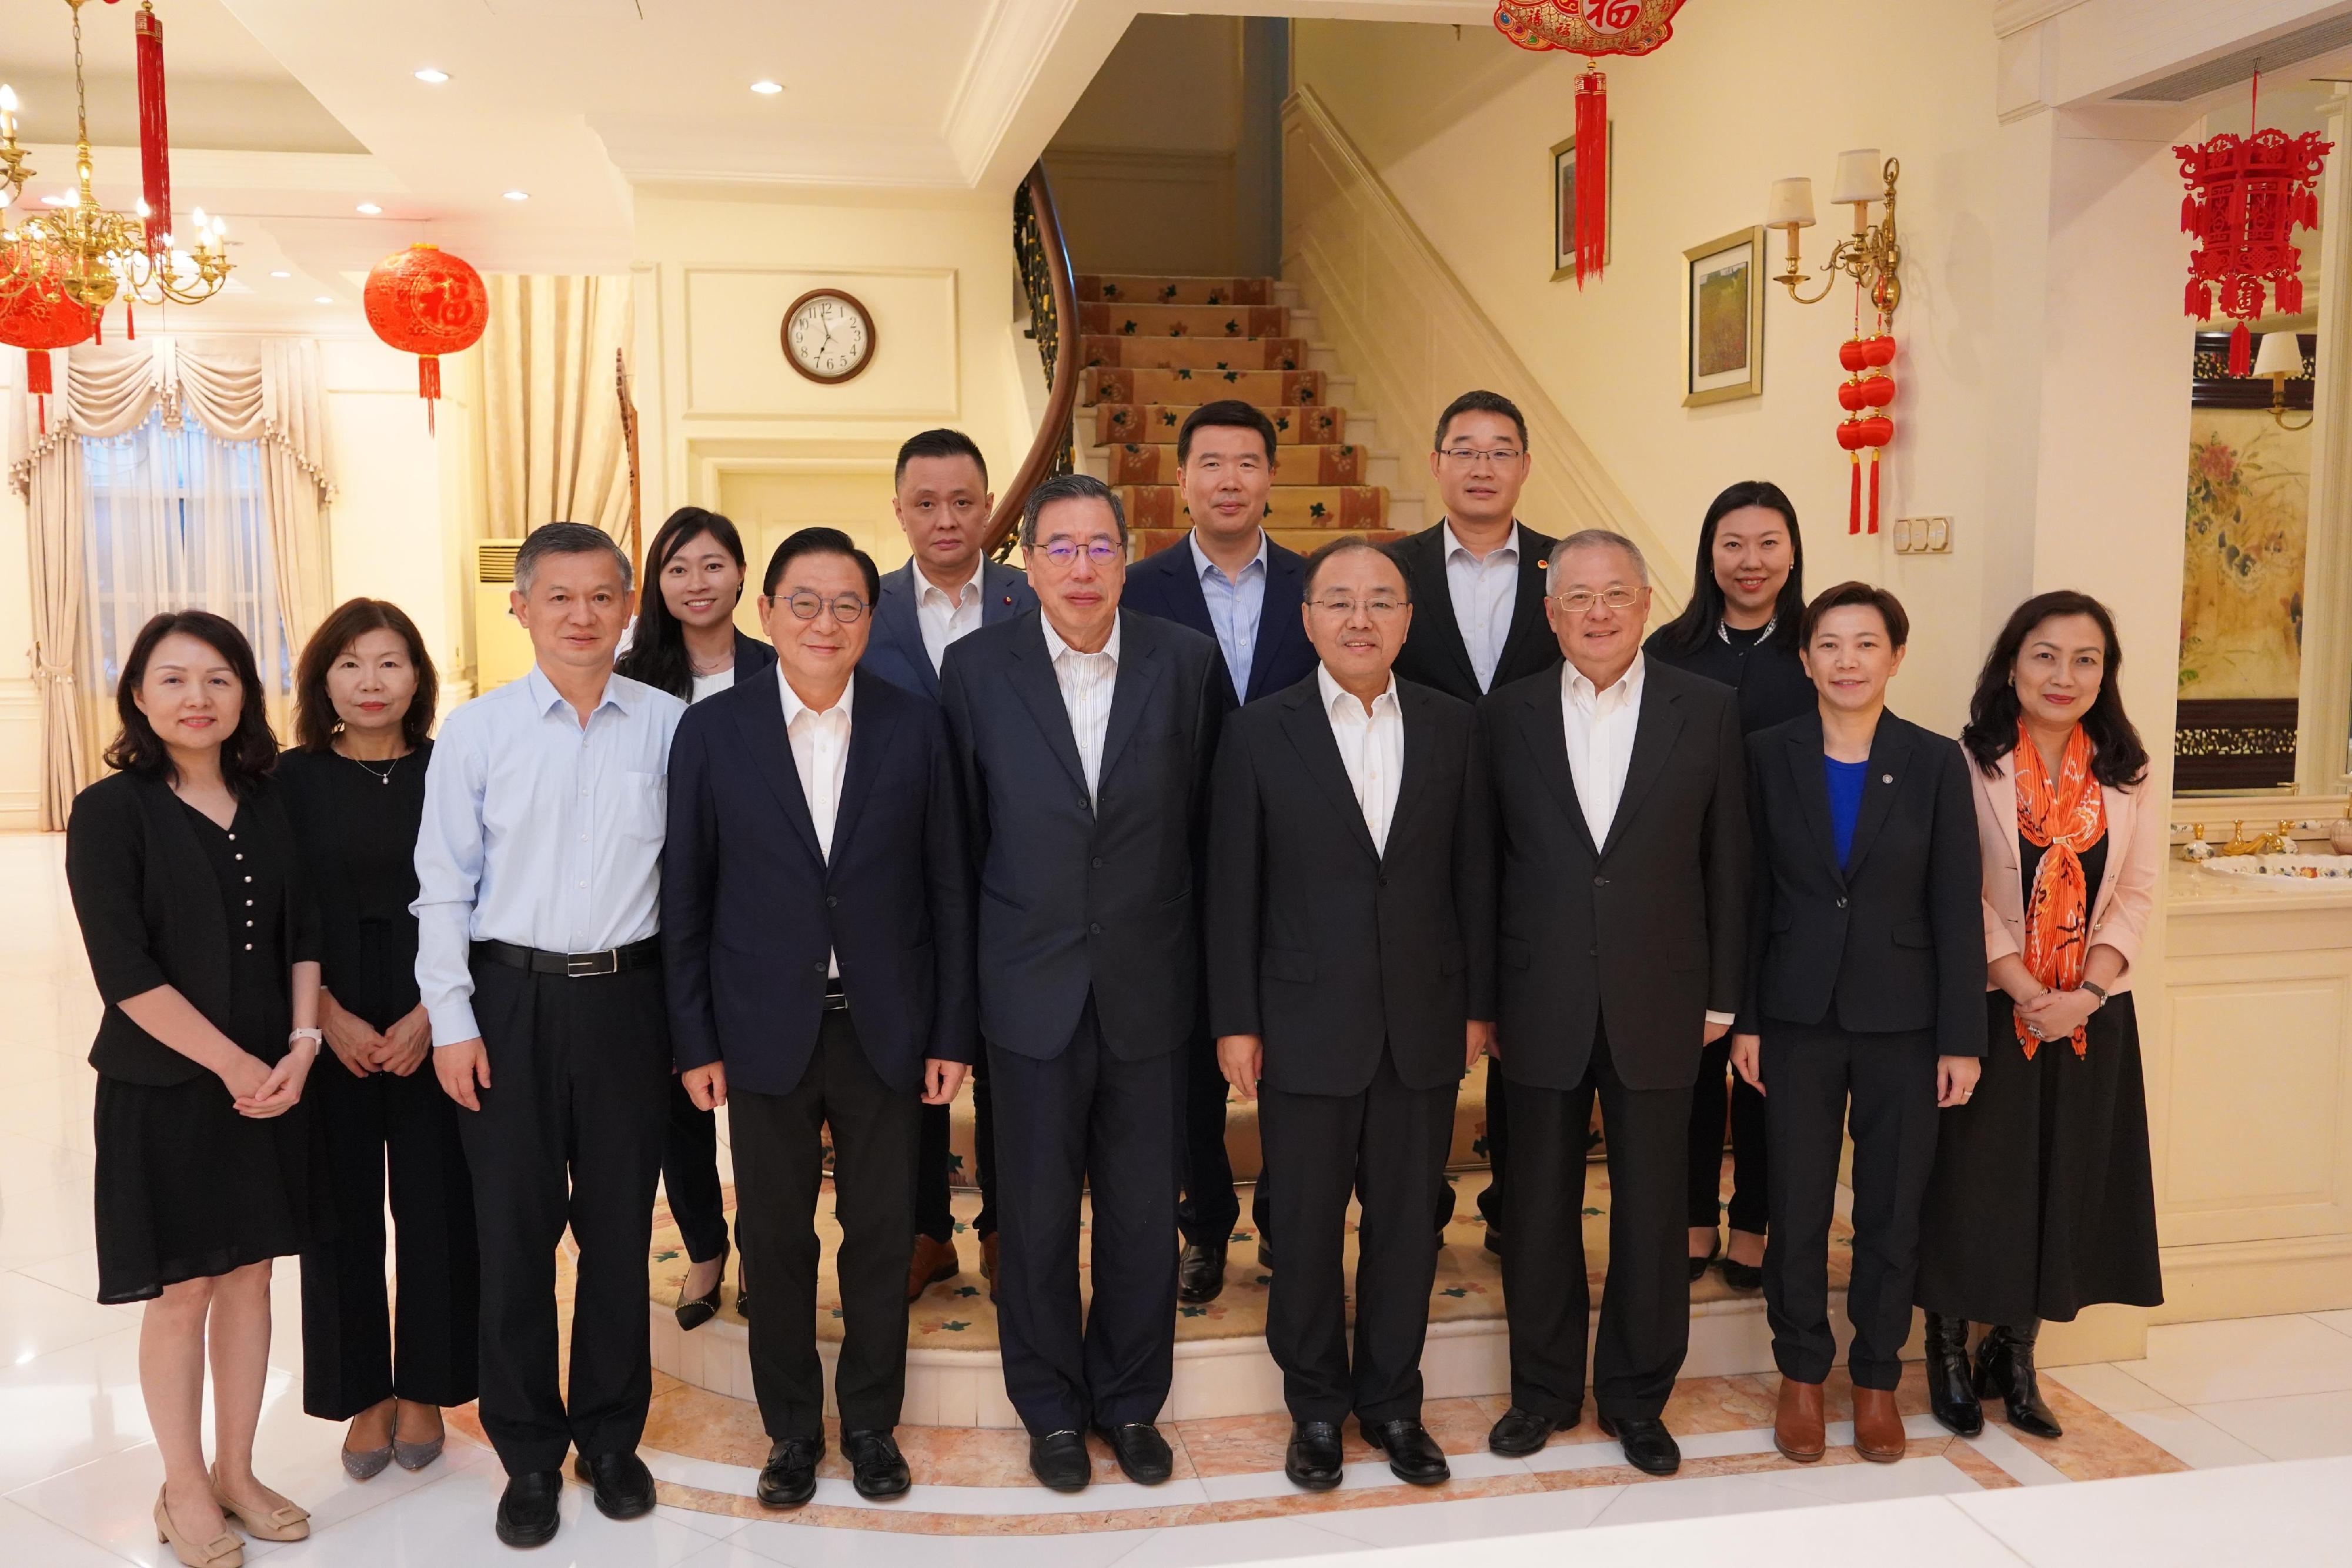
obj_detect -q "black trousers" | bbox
[1686,1035,1769,1233]
[1759,1019,1940,1390]
[730,1007,919,1439]
[988,995,1185,1435]
[1475,1057,1510,1230]
[299,1051,480,1420]
[917,1051,996,1243]
[1501,1022,1690,1422]
[1260,1055,1457,1424]
[1178,1030,1271,1250]
[662,1075,735,1267]
[457,957,669,1475]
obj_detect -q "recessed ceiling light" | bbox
[356,202,381,215]
[502,189,529,202]
[315,295,333,305]
[750,79,783,95]
[269,270,290,278]
[415,68,449,84]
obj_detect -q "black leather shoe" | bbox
[1029,1430,1090,1492]
[1598,1413,1682,1476]
[1093,1422,1174,1485]
[1486,1405,1559,1456]
[841,1429,910,1500]
[571,1450,656,1520]
[674,1239,730,1332]
[1360,1418,1450,1486]
[1178,1241,1227,1304]
[493,1470,561,1548]
[1283,1421,1345,1490]
[1688,1231,1721,1283]
[1923,1311,1984,1436]
[1718,1257,1763,1292]
[756,1437,823,1509]
[1975,1321,2063,1439]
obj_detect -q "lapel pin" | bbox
[1882,774,1894,784]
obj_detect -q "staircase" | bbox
[1067,272,1422,556]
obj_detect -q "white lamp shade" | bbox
[2253,331,2306,379]
[1766,177,1817,229]
[1831,148,1884,205]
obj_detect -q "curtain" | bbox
[483,275,632,541]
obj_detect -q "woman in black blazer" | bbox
[66,611,323,1563]
[616,506,777,1328]
[1728,583,1984,1468]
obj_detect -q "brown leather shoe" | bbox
[981,1233,1000,1302]
[906,1235,959,1303]
[1773,1378,1825,1463]
[1852,1386,1906,1463]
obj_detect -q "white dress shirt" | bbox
[1442,520,1522,694]
[1041,614,1121,804]
[1189,530,1268,700]
[1319,665,1403,854]
[412,666,687,1045]
[916,560,987,675]
[781,674,855,978]
[689,667,736,704]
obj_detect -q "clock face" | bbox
[782,289,875,383]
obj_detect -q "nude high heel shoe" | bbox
[155,1489,244,1568]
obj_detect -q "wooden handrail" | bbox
[990,161,1080,558]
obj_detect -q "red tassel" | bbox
[2230,320,2252,376]
[92,310,103,347]
[2181,193,2198,233]
[126,301,136,342]
[1867,450,1882,534]
[1573,66,1608,287]
[25,350,52,398]
[1849,452,1862,534]
[419,355,440,434]
[136,4,172,255]
[2186,279,2212,319]
[2280,275,2304,314]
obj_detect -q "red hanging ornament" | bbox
[0,243,100,435]
[1572,65,1608,287]
[362,243,489,433]
[1833,332,1896,534]
[2176,72,2329,376]
[133,1,172,255]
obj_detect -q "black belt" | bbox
[823,979,848,1012]
[474,937,662,979]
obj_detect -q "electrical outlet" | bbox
[1893,516,1952,554]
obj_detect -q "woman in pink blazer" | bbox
[1916,591,2164,1442]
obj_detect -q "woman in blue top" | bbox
[1726,583,1984,1467]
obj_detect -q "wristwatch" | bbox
[289,1027,324,1048]
[2080,981,2109,1008]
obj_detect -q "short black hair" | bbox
[1303,534,1409,601]
[1433,389,1529,452]
[761,526,881,604]
[1021,472,1128,549]
[896,428,989,489]
[294,598,437,753]
[1799,580,1910,650]
[105,610,280,795]
[1177,399,1278,466]
[514,520,633,594]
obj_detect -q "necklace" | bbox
[339,750,401,785]
[1718,613,1776,645]
[688,649,734,677]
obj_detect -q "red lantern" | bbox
[2176,75,2330,376]
[0,245,99,433]
[1835,334,1896,534]
[362,243,489,433]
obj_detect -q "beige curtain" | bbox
[483,275,632,540]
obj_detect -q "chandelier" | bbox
[0,1,230,327]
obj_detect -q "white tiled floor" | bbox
[5,830,2352,1564]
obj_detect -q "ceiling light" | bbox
[315,295,333,305]
[502,189,529,201]
[356,202,381,215]
[415,68,449,84]
[750,79,783,95]
[269,269,290,278]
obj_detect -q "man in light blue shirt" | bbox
[413,521,686,1550]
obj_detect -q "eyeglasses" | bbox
[1552,588,1642,615]
[1437,447,1525,466]
[776,591,868,623]
[1036,540,1123,567]
[1310,595,1407,618]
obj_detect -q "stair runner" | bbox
[1073,272,1404,559]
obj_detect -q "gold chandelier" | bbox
[0,1,230,324]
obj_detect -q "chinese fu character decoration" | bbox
[2176,73,2330,376]
[363,243,489,433]
[1494,1,1688,286]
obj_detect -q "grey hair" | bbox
[1548,529,1649,591]
[1021,472,1128,550]
[514,521,634,595]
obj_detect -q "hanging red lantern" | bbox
[2176,72,2330,376]
[362,243,489,433]
[1494,2,1689,287]
[0,243,99,434]
[1834,333,1896,534]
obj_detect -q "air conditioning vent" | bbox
[476,540,522,584]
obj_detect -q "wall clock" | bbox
[781,287,877,384]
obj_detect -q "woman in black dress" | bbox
[1917,591,2165,1439]
[1645,480,1815,1290]
[280,599,477,1479]
[616,506,776,1327]
[66,611,322,1566]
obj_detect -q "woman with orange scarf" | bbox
[1916,591,2165,1440]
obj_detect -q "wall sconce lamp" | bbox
[2250,332,2314,430]
[1768,149,1902,316]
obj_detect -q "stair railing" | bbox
[992,161,1080,559]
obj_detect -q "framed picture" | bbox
[1682,226,1766,406]
[1551,127,1613,281]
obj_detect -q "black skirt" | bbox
[1913,989,2163,1325]
[93,1072,312,1304]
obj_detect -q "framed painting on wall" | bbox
[1551,125,1613,280]
[1683,226,1765,407]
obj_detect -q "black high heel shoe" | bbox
[674,1238,730,1332]
[1974,1319,2063,1439]
[1923,1311,1983,1436]
[1687,1230,1721,1283]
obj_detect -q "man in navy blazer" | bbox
[860,430,1037,1306]
[1119,400,1315,1303]
[939,473,1230,1493]
[663,528,976,1510]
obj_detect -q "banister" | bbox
[992,161,1080,559]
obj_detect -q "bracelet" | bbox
[289,1027,323,1048]
[2080,981,2109,1007]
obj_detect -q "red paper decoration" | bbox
[2175,76,2330,376]
[362,243,489,433]
[0,244,99,433]
[1836,333,1896,534]
[133,2,172,255]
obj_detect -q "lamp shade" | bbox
[1767,176,1817,230]
[1831,148,1884,205]
[2252,331,2306,380]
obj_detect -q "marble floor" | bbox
[4,832,2351,1565]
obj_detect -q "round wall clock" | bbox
[781,287,877,384]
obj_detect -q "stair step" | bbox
[1100,442,1375,487]
[1075,273,1275,306]
[1137,526,1405,558]
[1081,366,1325,409]
[1077,301,1291,339]
[1082,335,1307,372]
[1095,402,1346,446]
[1118,484,1389,533]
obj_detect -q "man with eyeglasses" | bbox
[661,527,977,1510]
[1205,535,1494,1491]
[1122,399,1317,1305]
[1478,530,1751,1479]
[1387,389,1562,1260]
[938,472,1230,1493]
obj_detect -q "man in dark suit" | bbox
[1385,389,1561,1253]
[1479,529,1750,1478]
[938,473,1230,1493]
[1207,536,1494,1491]
[663,528,977,1509]
[1121,399,1317,1303]
[860,428,1037,1306]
